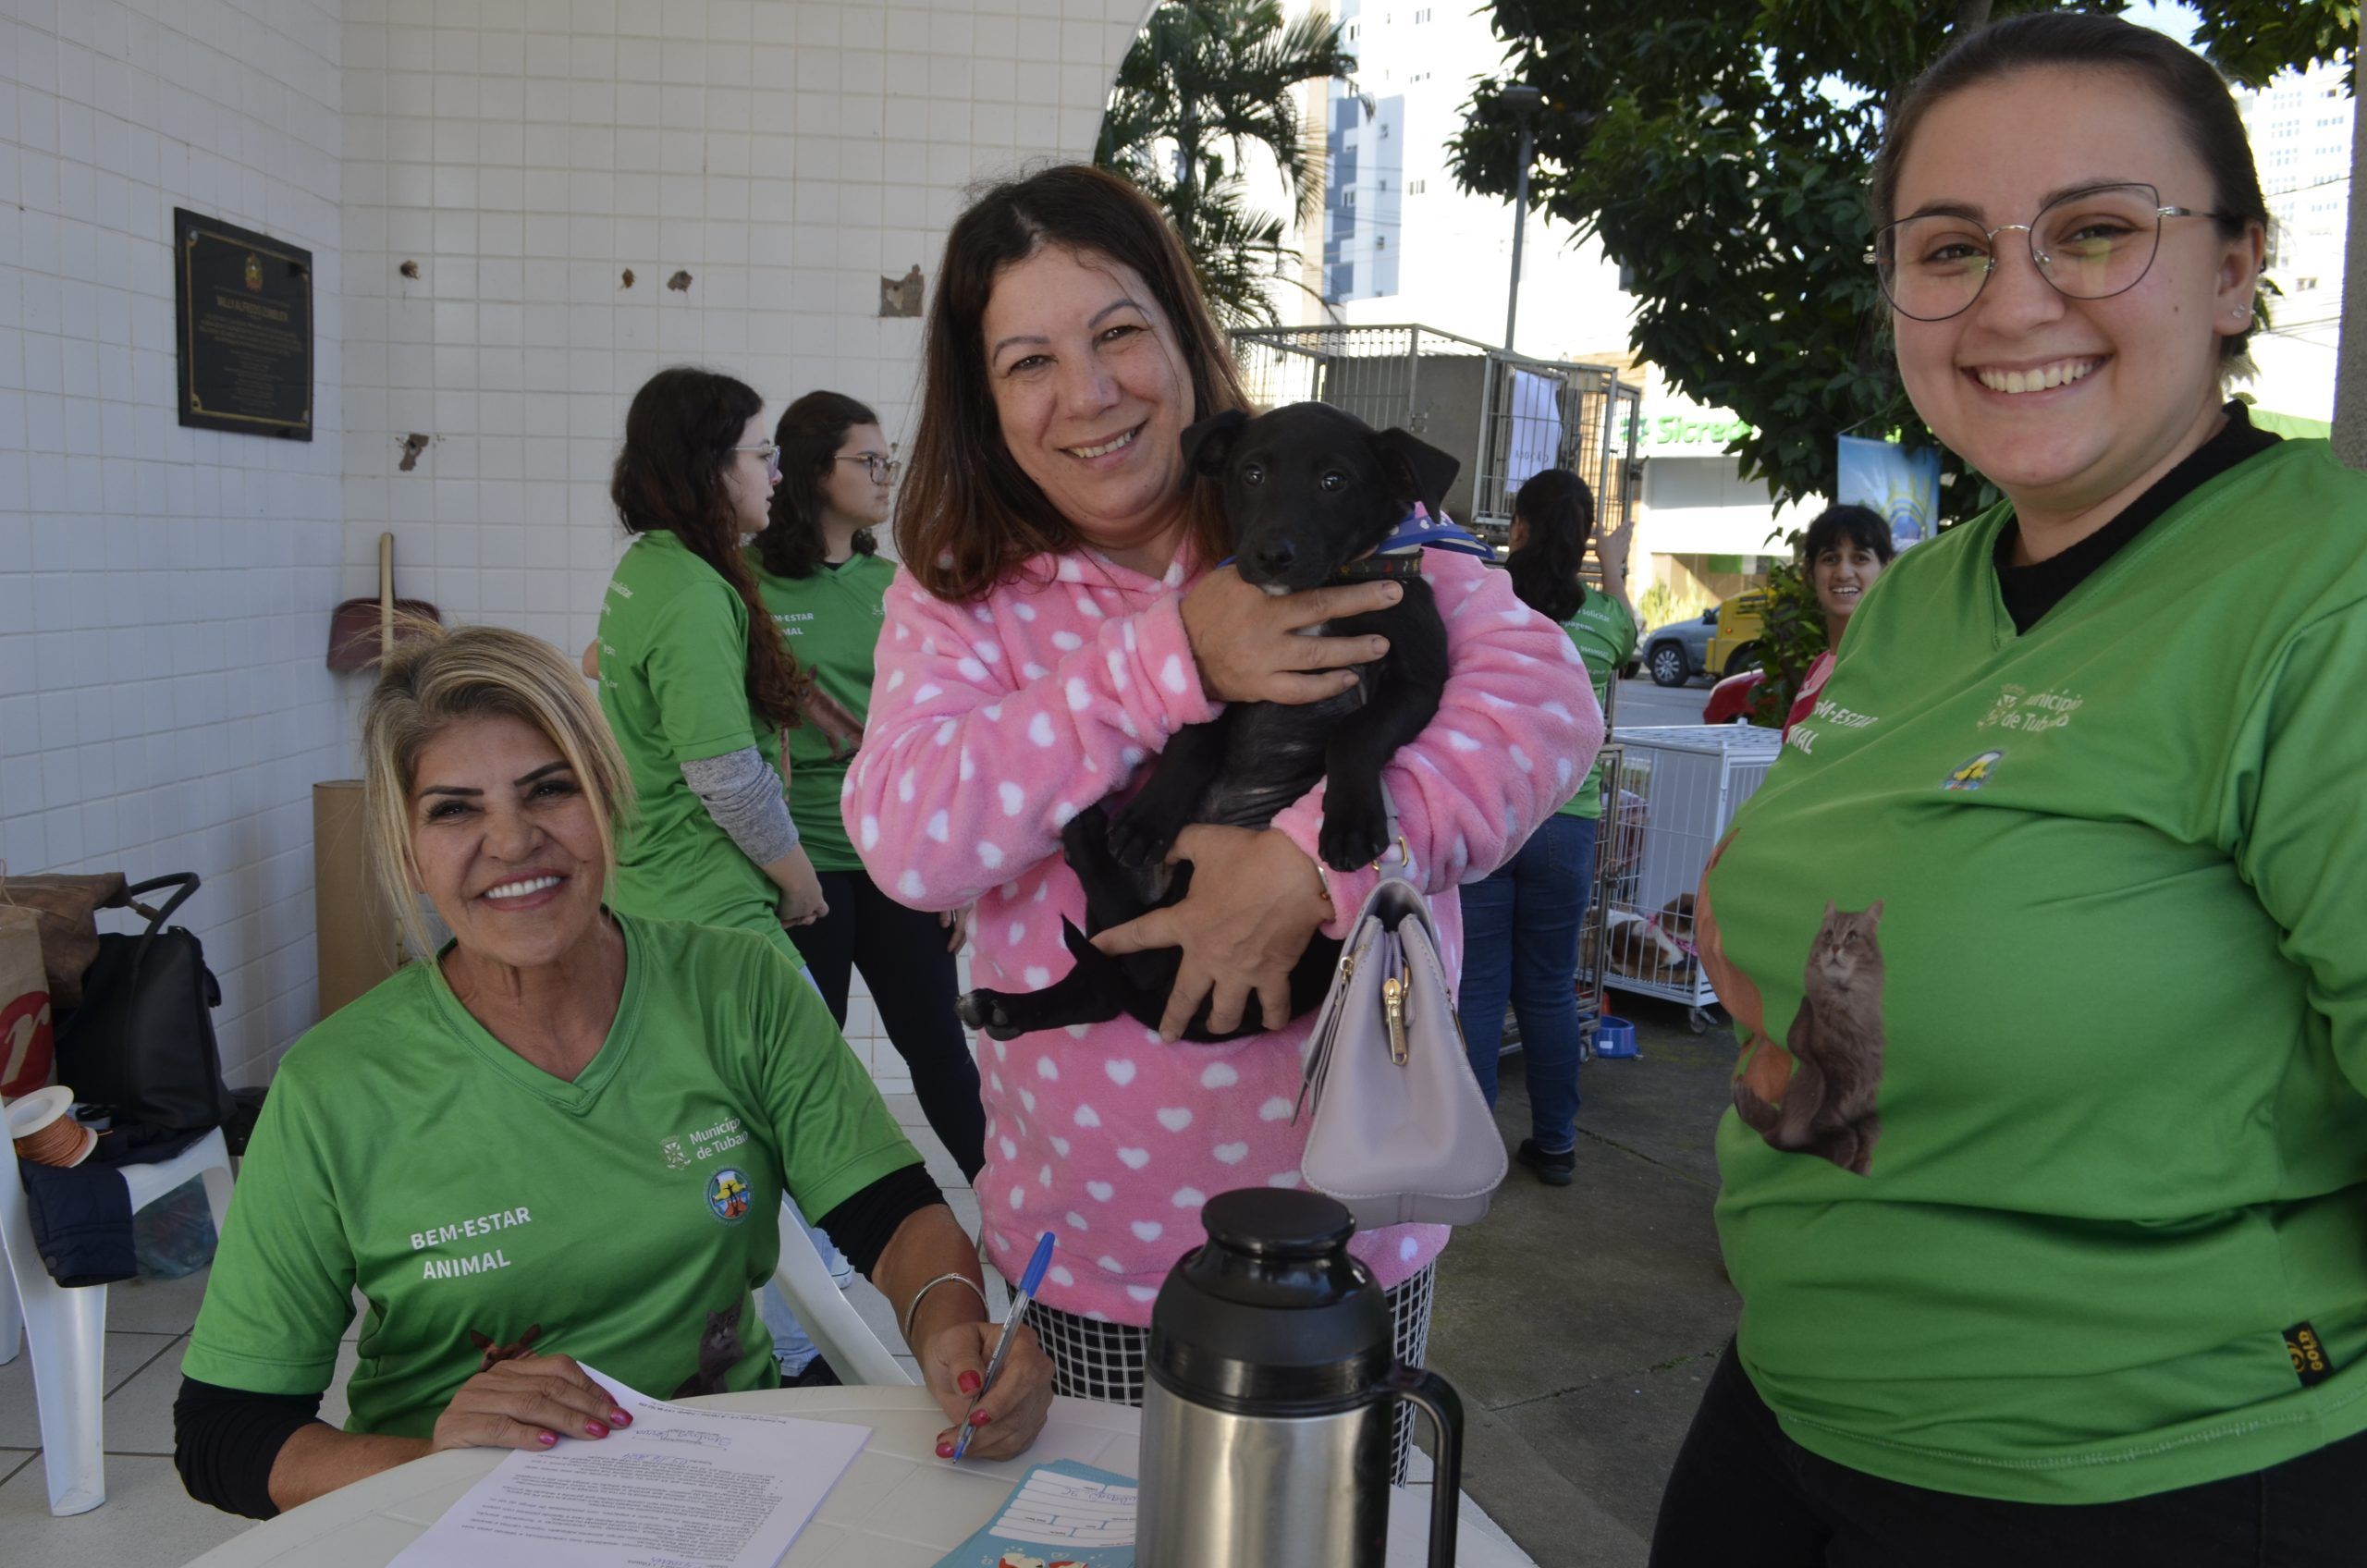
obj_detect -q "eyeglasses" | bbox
[1867,183,2236,323]
[730,442,782,479]
[837,454,899,483]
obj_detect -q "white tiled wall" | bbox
[0,0,348,1082]
[334,0,1147,1086]
[4,0,1154,1087]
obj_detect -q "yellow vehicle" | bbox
[1706,590,1768,678]
[1637,587,1770,686]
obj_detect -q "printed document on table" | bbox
[388,1365,868,1568]
[932,1460,1138,1567]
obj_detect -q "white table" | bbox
[182,1387,1533,1567]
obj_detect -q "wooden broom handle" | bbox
[378,533,394,665]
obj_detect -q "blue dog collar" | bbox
[1371,503,1494,558]
[1325,505,1493,582]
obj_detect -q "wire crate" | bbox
[1579,725,1784,1031]
[1228,323,1642,548]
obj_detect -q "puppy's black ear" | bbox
[1180,408,1250,479]
[1375,428,1460,516]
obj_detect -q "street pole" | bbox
[1501,84,1543,354]
[2335,9,2367,469]
[1505,119,1533,354]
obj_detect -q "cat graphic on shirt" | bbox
[1730,900,1889,1176]
[466,1323,541,1372]
[671,1301,745,1399]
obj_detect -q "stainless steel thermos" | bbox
[1136,1188,1466,1567]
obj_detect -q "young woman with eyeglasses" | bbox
[746,390,987,1183]
[1658,16,2367,1564]
[591,365,829,958]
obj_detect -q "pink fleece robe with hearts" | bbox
[845,544,1602,1324]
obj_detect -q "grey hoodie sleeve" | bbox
[681,745,800,865]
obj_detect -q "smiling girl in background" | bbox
[1658,15,2367,1564]
[1778,504,1894,737]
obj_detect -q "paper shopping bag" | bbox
[0,906,55,1099]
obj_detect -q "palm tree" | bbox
[1095,0,1357,325]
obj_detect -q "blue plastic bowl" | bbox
[1593,1016,1639,1059]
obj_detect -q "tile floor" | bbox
[0,1094,996,1568]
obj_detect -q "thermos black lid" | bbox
[1201,1188,1358,1260]
[1147,1187,1393,1415]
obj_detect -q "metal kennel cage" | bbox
[1578,724,1784,1032]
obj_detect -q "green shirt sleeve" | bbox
[181,1064,359,1396]
[2230,604,2367,1099]
[644,581,761,766]
[737,939,924,1220]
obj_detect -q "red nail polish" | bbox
[970,1410,992,1426]
[936,1440,955,1459]
[584,1421,608,1438]
[609,1410,632,1427]
[535,1431,557,1447]
[958,1371,982,1394]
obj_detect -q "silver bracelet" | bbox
[901,1271,989,1341]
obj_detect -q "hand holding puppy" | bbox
[1180,569,1400,704]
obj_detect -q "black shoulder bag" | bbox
[54,873,239,1135]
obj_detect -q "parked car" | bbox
[1703,668,1767,725]
[1637,591,1768,687]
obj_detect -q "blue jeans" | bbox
[1458,813,1597,1153]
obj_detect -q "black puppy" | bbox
[955,401,1459,1043]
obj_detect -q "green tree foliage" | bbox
[1449,0,2356,526]
[1096,0,1358,325]
[1744,558,1829,728]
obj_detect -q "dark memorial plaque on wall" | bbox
[175,208,313,440]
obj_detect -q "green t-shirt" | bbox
[747,550,895,873]
[1557,590,1638,819]
[183,913,921,1437]
[595,532,795,962]
[1699,439,2367,1503]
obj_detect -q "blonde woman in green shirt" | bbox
[593,366,841,961]
[175,627,1049,1519]
[748,390,985,1183]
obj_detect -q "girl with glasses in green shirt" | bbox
[1656,16,2367,1564]
[748,390,987,1184]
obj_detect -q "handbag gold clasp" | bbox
[1382,972,1410,1064]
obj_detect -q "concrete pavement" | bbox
[1427,997,1741,1568]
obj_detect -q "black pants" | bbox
[800,868,986,1182]
[1650,1342,2367,1568]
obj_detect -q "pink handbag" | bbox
[1296,827,1508,1228]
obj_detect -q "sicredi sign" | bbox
[1629,408,1757,457]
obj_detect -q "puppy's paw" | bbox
[1107,802,1179,870]
[955,990,1026,1041]
[1318,798,1391,872]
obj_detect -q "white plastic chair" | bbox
[0,1126,235,1515]
[771,1196,910,1386]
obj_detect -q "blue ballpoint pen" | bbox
[950,1230,1056,1463]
